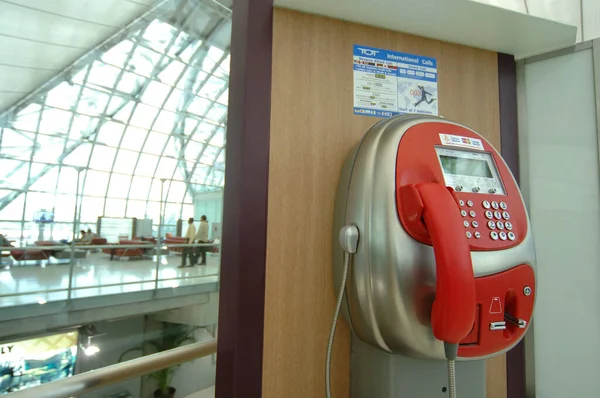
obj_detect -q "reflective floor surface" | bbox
[0,252,220,307]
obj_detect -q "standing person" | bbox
[179,218,196,268]
[195,215,209,266]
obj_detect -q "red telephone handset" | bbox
[415,182,476,344]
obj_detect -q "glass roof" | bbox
[0,0,230,238]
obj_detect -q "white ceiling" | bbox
[0,0,233,112]
[0,0,157,111]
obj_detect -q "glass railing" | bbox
[0,242,220,308]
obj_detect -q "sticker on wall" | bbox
[439,133,484,151]
[353,45,438,118]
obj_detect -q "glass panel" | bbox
[187,97,211,116]
[141,81,172,108]
[153,110,177,134]
[128,46,162,78]
[12,104,41,132]
[159,60,185,86]
[167,181,186,203]
[117,72,145,93]
[126,199,147,218]
[200,145,218,166]
[164,203,181,224]
[191,122,215,143]
[46,82,80,110]
[56,167,80,194]
[148,179,165,202]
[130,104,159,130]
[89,145,117,171]
[29,166,58,192]
[198,76,226,100]
[129,176,152,200]
[33,134,66,163]
[24,192,55,222]
[0,193,24,221]
[87,61,121,89]
[96,121,125,147]
[70,114,100,140]
[206,103,227,123]
[144,131,169,154]
[143,19,178,53]
[63,143,92,167]
[136,154,159,177]
[113,150,138,174]
[217,88,229,105]
[185,140,203,161]
[164,89,184,111]
[80,196,105,222]
[77,88,110,116]
[209,127,225,147]
[107,173,131,199]
[102,40,134,68]
[104,198,126,217]
[39,108,72,136]
[155,157,177,179]
[83,170,109,196]
[1,161,29,188]
[120,126,148,151]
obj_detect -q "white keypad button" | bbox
[467,200,474,207]
[487,221,496,229]
[461,210,467,217]
[505,222,513,230]
[466,231,472,239]
[496,221,504,230]
[474,231,481,239]
[463,220,470,228]
[491,201,499,209]
[508,232,516,241]
[502,211,510,220]
[499,232,507,241]
[472,221,479,228]
[482,200,490,209]
[500,202,507,210]
[485,211,493,219]
[494,211,502,220]
[469,210,476,217]
[490,231,499,240]
[459,200,465,206]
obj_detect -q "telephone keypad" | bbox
[461,197,517,244]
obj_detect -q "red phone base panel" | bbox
[458,264,535,358]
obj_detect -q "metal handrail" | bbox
[5,339,218,398]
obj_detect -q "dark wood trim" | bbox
[215,0,273,397]
[498,52,525,398]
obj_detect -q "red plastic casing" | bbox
[395,122,534,357]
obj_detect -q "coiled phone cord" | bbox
[326,251,351,398]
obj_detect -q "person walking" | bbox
[179,218,196,268]
[195,215,209,266]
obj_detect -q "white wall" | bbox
[194,191,223,239]
[473,0,600,42]
[520,47,600,396]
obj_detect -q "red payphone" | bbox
[328,115,536,398]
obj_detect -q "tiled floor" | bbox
[0,252,220,307]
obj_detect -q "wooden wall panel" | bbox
[263,8,503,398]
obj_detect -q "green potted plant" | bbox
[119,322,198,398]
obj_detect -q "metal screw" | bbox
[523,286,532,296]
